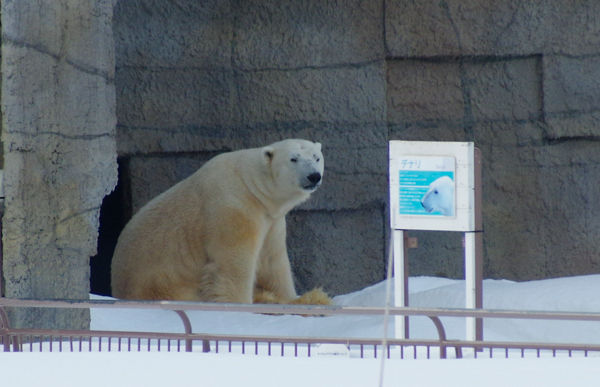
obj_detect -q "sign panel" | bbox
[398,156,456,217]
[389,141,475,232]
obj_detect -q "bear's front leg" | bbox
[255,218,332,306]
[254,218,299,304]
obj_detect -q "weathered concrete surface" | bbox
[287,208,386,296]
[112,0,387,296]
[386,0,600,57]
[233,0,384,69]
[388,53,600,281]
[1,0,599,329]
[387,60,464,123]
[1,0,117,328]
[108,0,600,294]
[387,57,542,125]
[543,55,600,139]
[479,129,600,280]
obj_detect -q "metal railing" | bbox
[2,298,600,360]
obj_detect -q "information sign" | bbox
[389,141,475,232]
[389,141,482,342]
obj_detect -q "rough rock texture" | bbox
[1,0,117,328]
[386,0,600,281]
[106,0,600,297]
[386,1,600,57]
[6,0,600,315]
[543,55,600,138]
[287,209,386,296]
[112,0,388,296]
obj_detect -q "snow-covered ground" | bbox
[3,275,600,386]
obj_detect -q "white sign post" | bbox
[389,141,483,341]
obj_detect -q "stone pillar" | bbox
[1,0,117,329]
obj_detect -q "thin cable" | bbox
[378,229,395,387]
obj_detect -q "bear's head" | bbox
[261,139,324,198]
[421,176,455,217]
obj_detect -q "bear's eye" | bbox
[290,158,298,163]
[316,158,320,162]
[434,190,438,194]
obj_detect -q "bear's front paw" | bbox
[289,288,332,306]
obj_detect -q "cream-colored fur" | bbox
[111,139,331,306]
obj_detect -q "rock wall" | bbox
[386,1,600,280]
[112,0,388,296]
[5,0,598,316]
[1,0,117,328]
[110,0,600,297]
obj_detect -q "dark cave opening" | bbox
[90,158,131,296]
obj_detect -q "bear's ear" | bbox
[261,146,274,163]
[315,142,322,151]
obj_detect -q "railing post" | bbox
[1,307,12,352]
[174,310,199,353]
[427,316,448,359]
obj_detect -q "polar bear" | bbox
[111,139,331,306]
[421,176,455,217]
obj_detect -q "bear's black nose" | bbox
[307,172,321,184]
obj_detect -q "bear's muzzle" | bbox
[303,172,322,190]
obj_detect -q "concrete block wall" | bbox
[387,0,600,280]
[109,0,600,297]
[112,0,388,296]
[5,0,598,315]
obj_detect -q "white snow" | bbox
[3,275,600,386]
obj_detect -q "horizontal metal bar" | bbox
[6,328,600,357]
[2,297,600,322]
[3,298,600,359]
[451,340,600,353]
[1,328,439,348]
[1,310,597,360]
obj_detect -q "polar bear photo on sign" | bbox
[421,175,455,217]
[111,139,331,306]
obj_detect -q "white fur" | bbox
[421,176,455,217]
[111,139,324,303]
